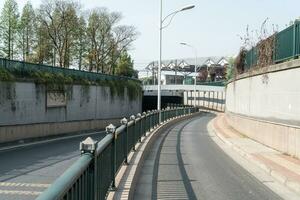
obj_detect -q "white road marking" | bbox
[0,189,42,196]
[0,131,105,152]
[0,182,50,188]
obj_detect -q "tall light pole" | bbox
[158,3,195,123]
[180,42,197,107]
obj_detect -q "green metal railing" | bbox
[0,58,139,82]
[245,20,300,69]
[37,106,198,200]
[196,81,225,87]
[245,47,258,69]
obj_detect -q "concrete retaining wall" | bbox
[0,81,142,143]
[226,112,300,159]
[184,90,225,112]
[225,59,300,158]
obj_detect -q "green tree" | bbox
[74,15,87,70]
[86,8,137,73]
[33,21,53,64]
[18,2,36,61]
[0,0,138,74]
[109,25,138,74]
[87,8,121,72]
[38,0,79,67]
[116,51,137,78]
[0,0,19,59]
[226,57,235,80]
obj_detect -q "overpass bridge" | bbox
[143,84,225,111]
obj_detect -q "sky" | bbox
[1,0,300,71]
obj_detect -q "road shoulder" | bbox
[208,113,300,200]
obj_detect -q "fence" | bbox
[245,20,300,68]
[197,81,225,87]
[36,106,198,200]
[0,58,139,82]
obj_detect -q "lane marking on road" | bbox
[0,131,105,152]
[0,182,50,188]
[0,189,42,196]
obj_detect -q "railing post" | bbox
[149,111,153,130]
[120,118,128,164]
[147,111,151,132]
[151,111,155,128]
[79,137,97,200]
[142,112,147,136]
[136,113,142,142]
[130,115,136,151]
[293,21,296,58]
[106,124,116,190]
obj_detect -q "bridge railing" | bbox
[37,106,198,200]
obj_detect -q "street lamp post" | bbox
[180,42,197,107]
[158,3,195,123]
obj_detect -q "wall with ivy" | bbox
[0,81,142,126]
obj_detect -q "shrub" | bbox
[0,67,15,81]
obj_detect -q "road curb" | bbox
[210,115,300,196]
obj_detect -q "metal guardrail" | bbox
[245,20,300,68]
[143,81,225,87]
[0,58,139,82]
[196,81,225,86]
[36,107,198,200]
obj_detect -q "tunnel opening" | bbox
[142,95,183,112]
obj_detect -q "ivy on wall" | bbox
[0,68,14,81]
[0,67,142,101]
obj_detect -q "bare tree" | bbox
[38,0,79,68]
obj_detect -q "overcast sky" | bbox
[1,0,300,70]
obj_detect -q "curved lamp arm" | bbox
[161,5,195,30]
[161,11,180,29]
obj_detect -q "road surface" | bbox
[134,112,282,200]
[0,132,105,200]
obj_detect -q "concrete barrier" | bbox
[0,81,142,143]
[226,112,300,159]
[225,59,300,159]
[0,118,121,143]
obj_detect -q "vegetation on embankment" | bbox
[0,66,142,100]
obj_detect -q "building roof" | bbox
[146,56,230,73]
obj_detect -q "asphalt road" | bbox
[0,132,105,200]
[134,112,282,200]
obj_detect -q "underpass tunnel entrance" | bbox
[142,95,183,112]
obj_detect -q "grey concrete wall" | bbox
[184,90,225,112]
[225,59,300,158]
[226,59,300,125]
[226,112,300,159]
[0,81,142,143]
